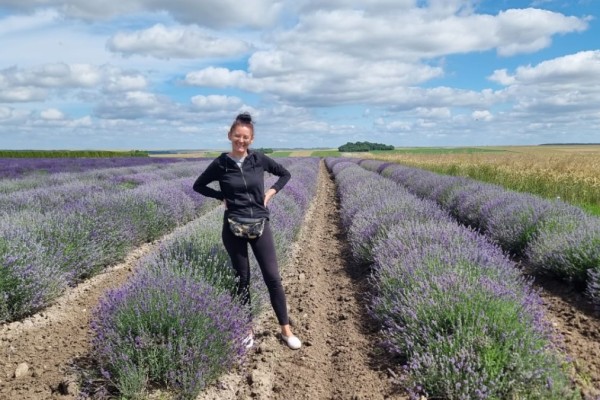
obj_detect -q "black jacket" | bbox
[192,151,291,219]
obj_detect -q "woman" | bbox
[193,112,301,350]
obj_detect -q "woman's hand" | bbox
[223,199,228,209]
[264,188,277,206]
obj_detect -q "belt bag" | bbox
[227,216,266,239]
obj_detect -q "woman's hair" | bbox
[229,112,254,136]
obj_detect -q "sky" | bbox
[0,0,598,150]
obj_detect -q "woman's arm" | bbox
[261,154,291,193]
[192,159,224,200]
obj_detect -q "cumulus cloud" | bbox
[183,5,587,109]
[472,110,493,121]
[1,0,283,28]
[185,67,249,88]
[107,24,251,59]
[191,95,243,110]
[495,8,588,56]
[415,107,452,119]
[94,91,180,120]
[0,9,60,36]
[103,69,148,92]
[40,108,65,120]
[0,64,149,102]
[490,51,600,114]
[0,63,101,89]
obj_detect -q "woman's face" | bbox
[228,125,254,155]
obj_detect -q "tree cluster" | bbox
[338,141,394,152]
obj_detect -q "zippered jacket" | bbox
[192,150,291,219]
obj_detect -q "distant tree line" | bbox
[338,141,394,152]
[0,150,149,158]
[253,148,274,154]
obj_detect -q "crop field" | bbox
[1,155,599,399]
[362,145,600,215]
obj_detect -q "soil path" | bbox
[212,160,405,400]
[1,160,600,399]
[533,277,600,398]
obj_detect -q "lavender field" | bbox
[326,158,577,399]
[2,156,598,399]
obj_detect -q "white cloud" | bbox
[104,71,148,92]
[185,67,249,88]
[495,8,588,56]
[0,64,150,102]
[0,9,60,36]
[506,50,600,87]
[94,91,180,120]
[191,95,242,110]
[107,24,251,59]
[490,51,600,114]
[415,107,452,119]
[1,63,101,89]
[0,86,47,102]
[183,5,587,108]
[40,108,65,120]
[472,110,493,121]
[1,0,283,28]
[488,69,515,86]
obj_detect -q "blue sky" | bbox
[0,0,598,150]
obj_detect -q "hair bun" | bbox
[236,112,252,123]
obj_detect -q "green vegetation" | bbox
[271,151,292,157]
[0,150,148,158]
[374,147,505,155]
[311,150,341,157]
[339,141,394,152]
[253,147,274,154]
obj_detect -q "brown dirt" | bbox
[1,160,599,399]
[531,276,600,399]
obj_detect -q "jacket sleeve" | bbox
[192,159,224,200]
[261,154,291,193]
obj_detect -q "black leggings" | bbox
[222,219,289,325]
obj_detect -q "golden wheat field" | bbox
[363,145,600,215]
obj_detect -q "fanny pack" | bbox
[227,216,266,239]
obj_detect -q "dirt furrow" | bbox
[207,161,404,400]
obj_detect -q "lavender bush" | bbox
[91,268,250,399]
[526,212,600,284]
[372,161,600,305]
[0,219,68,321]
[373,222,573,399]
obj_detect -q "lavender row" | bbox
[0,162,218,323]
[326,158,575,399]
[90,158,320,399]
[0,161,211,214]
[0,159,207,195]
[0,157,193,180]
[358,159,600,307]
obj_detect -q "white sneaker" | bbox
[281,333,301,350]
[242,334,254,349]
